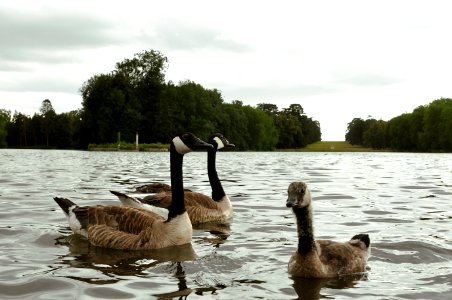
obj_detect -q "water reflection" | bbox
[1,150,452,299]
[193,221,231,247]
[55,235,196,283]
[291,274,368,300]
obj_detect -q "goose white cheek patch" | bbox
[213,137,224,149]
[172,136,191,154]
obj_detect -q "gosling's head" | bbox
[286,181,312,209]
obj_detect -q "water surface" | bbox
[0,150,451,299]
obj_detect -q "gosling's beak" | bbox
[286,195,298,208]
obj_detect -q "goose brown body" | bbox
[286,181,370,278]
[55,201,191,250]
[53,133,212,250]
[144,191,232,224]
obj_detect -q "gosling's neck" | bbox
[207,147,225,201]
[293,205,317,254]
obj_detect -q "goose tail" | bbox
[54,197,76,216]
[110,190,143,208]
[110,190,169,218]
[351,233,370,249]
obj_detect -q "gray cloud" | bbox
[0,9,123,65]
[333,72,402,87]
[219,82,338,104]
[148,19,252,53]
[0,75,80,93]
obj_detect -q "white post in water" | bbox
[136,132,139,151]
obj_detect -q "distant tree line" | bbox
[0,49,321,150]
[345,98,452,152]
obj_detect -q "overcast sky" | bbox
[1,0,451,140]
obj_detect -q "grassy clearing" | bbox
[88,142,169,151]
[283,141,385,152]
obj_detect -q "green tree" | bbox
[80,72,140,145]
[53,110,82,148]
[283,103,304,117]
[345,118,366,145]
[39,99,56,147]
[274,113,303,148]
[410,105,426,151]
[115,50,168,142]
[0,109,11,148]
[7,112,30,147]
[438,99,452,151]
[299,115,321,146]
[242,105,278,150]
[216,101,250,149]
[257,103,279,115]
[363,120,387,149]
[387,114,414,151]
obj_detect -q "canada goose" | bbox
[53,133,213,250]
[113,133,235,225]
[286,181,370,278]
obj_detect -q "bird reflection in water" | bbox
[54,223,231,298]
[291,273,368,300]
[193,221,231,247]
[54,235,196,283]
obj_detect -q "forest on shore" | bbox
[345,98,452,152]
[0,49,451,152]
[0,50,321,151]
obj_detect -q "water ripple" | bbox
[0,150,451,299]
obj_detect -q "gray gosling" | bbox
[286,181,370,278]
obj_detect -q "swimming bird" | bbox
[113,133,235,225]
[286,181,371,278]
[53,133,213,250]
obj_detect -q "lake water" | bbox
[0,149,451,299]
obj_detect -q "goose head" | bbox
[286,181,312,209]
[172,132,213,154]
[210,133,235,150]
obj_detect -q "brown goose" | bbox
[286,181,371,278]
[53,133,212,250]
[112,133,235,225]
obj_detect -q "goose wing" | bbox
[317,240,368,275]
[73,205,168,250]
[142,192,173,207]
[136,182,172,193]
[142,192,219,209]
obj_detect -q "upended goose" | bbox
[112,133,235,225]
[53,133,213,250]
[286,181,370,278]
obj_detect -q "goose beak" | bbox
[193,138,214,150]
[226,143,235,148]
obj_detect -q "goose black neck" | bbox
[208,147,226,201]
[293,206,317,254]
[167,143,185,220]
